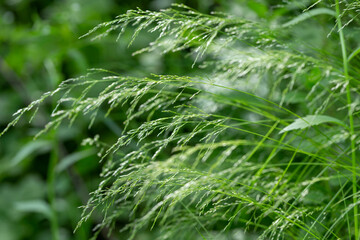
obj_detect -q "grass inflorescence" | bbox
[3,1,360,239]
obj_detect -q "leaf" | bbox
[14,200,53,220]
[11,140,52,167]
[280,115,346,134]
[56,149,96,172]
[282,8,336,28]
[348,46,360,62]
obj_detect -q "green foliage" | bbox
[3,0,360,239]
[279,115,346,134]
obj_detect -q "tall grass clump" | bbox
[3,1,360,239]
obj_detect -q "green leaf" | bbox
[348,46,360,62]
[282,8,336,28]
[14,200,53,220]
[280,115,346,134]
[56,149,96,173]
[11,140,52,167]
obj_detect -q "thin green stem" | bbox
[335,1,358,239]
[48,132,60,240]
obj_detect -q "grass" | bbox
[2,1,360,239]
[335,1,358,239]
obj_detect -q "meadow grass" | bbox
[3,1,360,239]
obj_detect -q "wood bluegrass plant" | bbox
[3,1,360,239]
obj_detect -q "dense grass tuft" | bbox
[3,1,360,239]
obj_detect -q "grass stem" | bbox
[335,1,358,239]
[48,132,60,240]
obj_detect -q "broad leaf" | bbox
[14,200,53,220]
[280,115,345,133]
[56,149,96,172]
[11,140,52,167]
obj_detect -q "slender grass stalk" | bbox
[48,131,60,240]
[335,1,358,239]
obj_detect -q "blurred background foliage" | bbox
[0,0,341,239]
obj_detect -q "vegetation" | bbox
[2,0,360,239]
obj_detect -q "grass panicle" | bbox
[3,2,360,239]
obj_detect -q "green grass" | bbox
[3,1,360,239]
